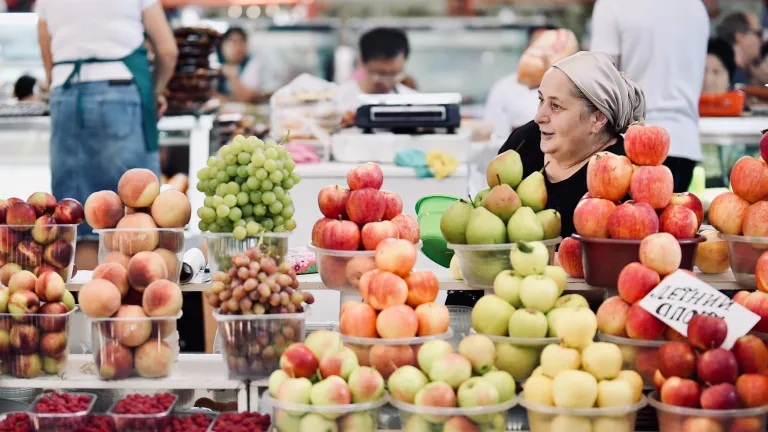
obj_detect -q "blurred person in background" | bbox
[716,11,764,86]
[749,42,768,86]
[703,38,736,94]
[591,0,709,193]
[13,75,37,102]
[36,0,177,268]
[215,27,264,104]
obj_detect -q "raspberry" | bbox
[210,412,271,432]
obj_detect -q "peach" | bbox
[736,373,768,408]
[78,279,122,318]
[114,305,152,347]
[0,227,21,255]
[134,339,173,378]
[375,239,417,277]
[114,213,159,254]
[157,230,184,253]
[344,256,377,288]
[708,192,750,235]
[743,201,768,237]
[150,190,191,228]
[573,198,616,238]
[0,263,22,286]
[125,207,150,215]
[96,340,134,380]
[39,332,67,358]
[696,230,730,275]
[617,262,660,304]
[8,270,37,294]
[339,302,378,338]
[34,271,65,302]
[104,252,131,270]
[358,269,378,302]
[596,296,631,336]
[33,264,59,278]
[368,344,414,379]
[660,205,699,239]
[7,202,37,229]
[730,156,768,203]
[16,238,43,268]
[626,303,666,340]
[608,201,659,240]
[415,302,450,336]
[38,302,69,332]
[154,248,179,280]
[27,192,57,217]
[142,279,183,317]
[732,335,768,374]
[118,168,161,208]
[31,215,59,245]
[127,251,168,292]
[93,262,129,297]
[630,165,674,209]
[681,417,725,432]
[390,214,420,244]
[405,271,439,308]
[639,233,682,275]
[557,237,584,277]
[84,190,124,229]
[376,305,418,338]
[367,271,408,310]
[52,199,84,225]
[123,288,144,307]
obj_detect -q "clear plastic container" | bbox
[648,391,768,432]
[470,329,559,382]
[95,228,185,283]
[107,394,179,432]
[214,309,307,380]
[0,307,77,378]
[28,392,97,432]
[166,411,218,432]
[205,232,291,274]
[263,393,387,432]
[520,395,647,432]
[391,394,517,431]
[447,306,472,347]
[0,224,78,283]
[90,312,181,380]
[448,238,562,289]
[598,332,665,389]
[206,411,271,432]
[719,233,768,289]
[336,327,454,379]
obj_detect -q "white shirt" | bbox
[590,0,709,161]
[334,80,416,113]
[483,73,540,138]
[36,0,155,88]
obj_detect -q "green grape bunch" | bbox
[195,135,301,239]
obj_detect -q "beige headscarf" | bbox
[552,51,646,134]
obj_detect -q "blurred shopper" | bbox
[13,75,37,101]
[215,27,264,103]
[716,11,764,86]
[36,0,177,268]
[749,42,768,86]
[703,38,736,94]
[591,0,709,193]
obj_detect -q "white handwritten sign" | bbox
[637,270,760,349]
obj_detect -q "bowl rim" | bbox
[572,234,705,245]
[391,393,518,415]
[470,328,560,346]
[94,228,186,233]
[718,233,768,244]
[0,306,79,319]
[203,232,291,239]
[519,394,647,416]
[647,391,768,417]
[89,310,183,323]
[308,240,423,257]
[213,307,309,322]
[263,393,388,413]
[1,224,79,228]
[597,332,667,347]
[447,237,563,251]
[335,326,453,345]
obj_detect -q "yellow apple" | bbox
[552,370,598,408]
[543,265,568,295]
[593,416,633,432]
[493,270,522,307]
[581,342,622,380]
[540,344,581,378]
[523,375,554,406]
[616,370,643,402]
[494,342,539,381]
[554,307,597,349]
[551,415,593,432]
[596,379,636,408]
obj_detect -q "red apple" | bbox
[687,314,727,350]
[654,369,667,393]
[0,199,8,224]
[734,290,750,305]
[700,383,741,410]
[681,418,725,432]
[730,156,768,203]
[745,291,768,333]
[361,221,399,251]
[732,335,768,374]
[322,220,361,251]
[557,237,583,278]
[596,296,631,336]
[630,165,674,210]
[347,162,384,191]
[6,202,37,229]
[617,262,660,304]
[697,348,738,385]
[27,192,57,218]
[669,192,704,228]
[279,343,319,378]
[608,201,659,239]
[639,233,682,275]
[742,201,768,237]
[624,123,671,166]
[53,198,84,225]
[311,218,335,248]
[658,341,696,378]
[757,251,768,293]
[375,239,417,278]
[736,373,768,408]
[659,205,698,239]
[573,198,616,238]
[318,185,350,219]
[586,151,634,202]
[665,327,688,342]
[381,191,403,221]
[626,303,666,340]
[390,214,420,243]
[346,188,385,225]
[708,192,750,235]
[660,376,701,408]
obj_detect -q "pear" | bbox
[483,179,522,223]
[516,168,548,212]
[440,199,474,244]
[487,150,524,189]
[536,209,562,239]
[474,188,490,207]
[466,207,507,244]
[507,207,544,242]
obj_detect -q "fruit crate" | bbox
[107,393,179,432]
[597,332,665,389]
[90,312,182,380]
[205,232,290,273]
[520,395,647,432]
[447,238,562,289]
[0,307,78,378]
[214,309,307,380]
[648,391,768,432]
[28,391,97,432]
[95,228,185,283]
[391,395,518,431]
[719,233,768,290]
[471,331,560,383]
[262,393,388,432]
[0,224,78,284]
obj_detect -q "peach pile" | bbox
[0,193,82,284]
[268,335,385,432]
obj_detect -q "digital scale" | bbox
[354,93,462,134]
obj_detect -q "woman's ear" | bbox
[591,111,609,134]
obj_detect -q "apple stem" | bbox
[516,241,533,253]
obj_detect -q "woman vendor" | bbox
[215,27,263,103]
[447,51,646,307]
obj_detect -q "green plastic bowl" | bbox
[415,194,461,216]
[415,195,460,268]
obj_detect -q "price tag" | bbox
[637,270,760,349]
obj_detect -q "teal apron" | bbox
[53,45,159,152]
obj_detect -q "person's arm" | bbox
[38,20,53,86]
[222,60,261,104]
[142,1,177,115]
[589,0,621,67]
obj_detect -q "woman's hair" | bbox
[13,75,36,101]
[708,37,737,82]
[570,84,619,138]
[222,27,247,43]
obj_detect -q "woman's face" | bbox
[222,32,248,64]
[535,68,601,161]
[703,54,730,94]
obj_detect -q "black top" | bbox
[497,120,626,239]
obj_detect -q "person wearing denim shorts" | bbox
[36,0,178,269]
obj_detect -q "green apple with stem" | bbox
[458,334,496,374]
[555,294,589,310]
[416,339,454,376]
[519,275,559,313]
[510,241,549,276]
[508,308,548,338]
[457,377,500,423]
[493,270,522,307]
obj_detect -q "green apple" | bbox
[555,294,589,310]
[509,241,549,276]
[552,370,598,409]
[268,369,290,398]
[416,339,454,376]
[482,370,516,402]
[310,375,351,419]
[276,377,313,404]
[596,379,636,408]
[403,415,431,432]
[519,275,559,313]
[581,342,622,380]
[543,265,568,295]
[450,254,463,280]
[551,415,592,432]
[540,344,581,378]
[457,377,500,423]
[387,365,428,404]
[522,375,554,406]
[546,308,566,337]
[305,330,343,364]
[471,295,515,336]
[319,347,359,380]
[492,270,522,307]
[480,413,507,432]
[508,308,548,338]
[61,289,76,311]
[347,367,385,403]
[554,307,598,350]
[339,412,375,432]
[429,353,472,389]
[458,334,496,374]
[299,413,338,432]
[273,409,302,431]
[494,342,538,381]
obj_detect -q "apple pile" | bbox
[654,315,768,431]
[733,290,768,334]
[390,334,517,431]
[709,156,768,237]
[0,193,83,284]
[522,341,645,431]
[267,333,386,432]
[207,412,270,432]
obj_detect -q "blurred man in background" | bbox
[716,11,764,86]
